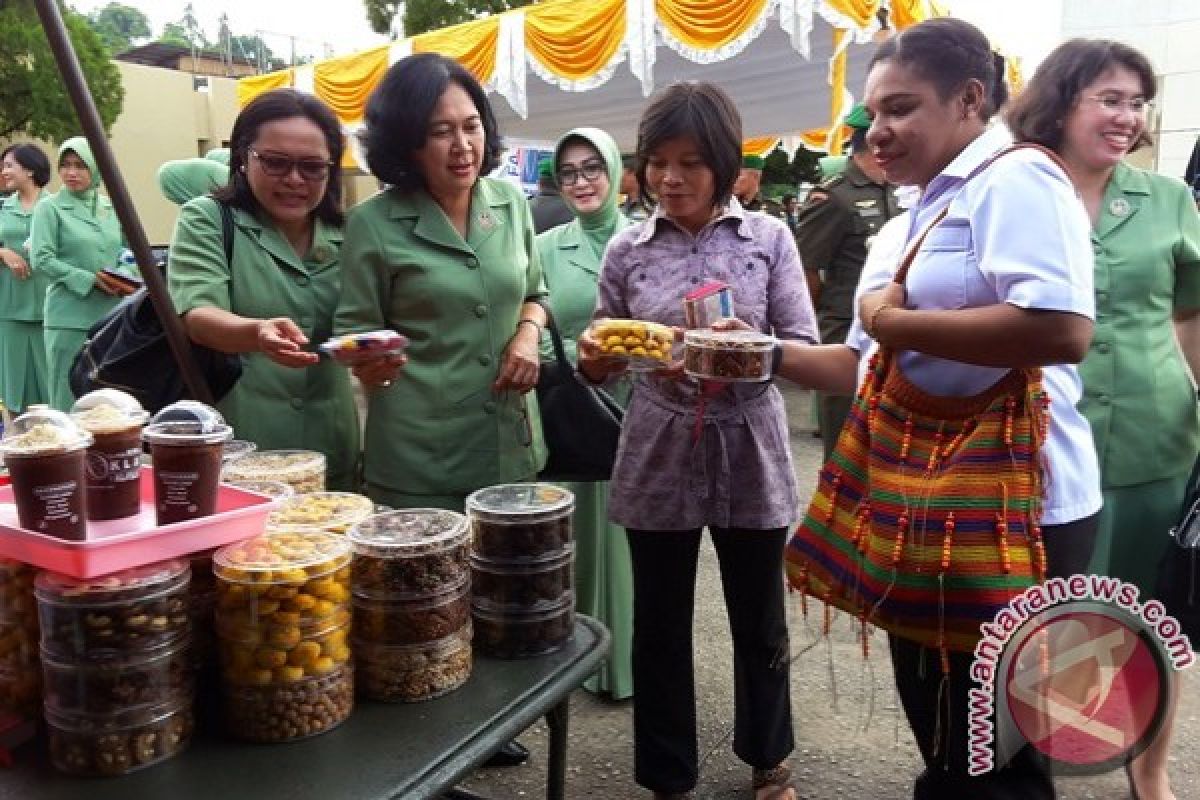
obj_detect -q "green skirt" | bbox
[0,319,48,411]
[1088,473,1191,599]
[44,327,86,411]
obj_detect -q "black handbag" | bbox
[1155,450,1200,639]
[536,318,624,482]
[69,201,242,413]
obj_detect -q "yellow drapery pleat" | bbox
[656,0,769,51]
[412,16,499,84]
[886,0,929,29]
[237,69,293,107]
[827,28,849,155]
[743,136,780,158]
[313,45,391,125]
[800,125,850,152]
[822,0,882,28]
[1006,54,1024,96]
[525,0,626,81]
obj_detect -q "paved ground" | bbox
[456,384,1200,799]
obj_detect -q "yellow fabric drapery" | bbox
[525,0,626,82]
[822,0,883,29]
[412,15,499,84]
[237,69,292,107]
[827,28,849,155]
[886,0,928,29]
[743,136,780,158]
[656,0,770,51]
[314,45,391,125]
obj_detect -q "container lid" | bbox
[352,574,469,610]
[212,528,351,581]
[222,449,326,480]
[466,483,574,524]
[34,559,189,604]
[683,329,776,350]
[471,591,574,621]
[590,318,673,341]
[469,544,574,573]
[0,407,92,456]
[222,439,258,463]
[39,631,192,669]
[142,401,232,446]
[348,509,469,558]
[353,621,472,657]
[44,695,192,730]
[224,479,295,500]
[69,389,148,433]
[268,492,375,532]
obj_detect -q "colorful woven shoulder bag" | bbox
[785,145,1065,673]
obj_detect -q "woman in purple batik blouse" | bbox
[578,81,817,800]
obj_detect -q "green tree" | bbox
[158,21,189,47]
[158,2,206,49]
[0,0,124,140]
[791,147,821,185]
[362,0,536,38]
[87,2,151,54]
[762,145,792,187]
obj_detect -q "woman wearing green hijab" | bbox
[30,137,131,409]
[156,158,229,207]
[535,127,634,699]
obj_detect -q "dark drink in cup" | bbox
[143,402,233,526]
[0,408,93,540]
[71,390,149,521]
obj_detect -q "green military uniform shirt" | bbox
[30,186,124,331]
[168,196,359,489]
[0,191,48,322]
[1079,162,1200,487]
[336,177,548,497]
[794,158,899,343]
[742,193,786,221]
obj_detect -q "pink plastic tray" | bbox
[0,467,276,578]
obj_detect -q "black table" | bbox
[0,616,610,800]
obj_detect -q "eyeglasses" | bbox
[557,161,605,187]
[1084,93,1152,116]
[248,148,334,181]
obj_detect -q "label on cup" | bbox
[158,470,202,515]
[86,446,141,486]
[33,480,81,528]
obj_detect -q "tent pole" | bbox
[33,0,214,405]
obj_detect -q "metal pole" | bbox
[33,0,213,404]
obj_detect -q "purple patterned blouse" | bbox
[595,201,818,531]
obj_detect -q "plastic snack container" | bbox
[268,492,376,535]
[354,623,472,703]
[588,319,677,370]
[222,449,326,495]
[70,390,149,521]
[348,509,471,597]
[320,330,409,366]
[465,483,575,562]
[0,408,93,540]
[683,330,777,382]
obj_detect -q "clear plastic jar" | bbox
[46,698,194,777]
[355,624,472,703]
[349,509,471,597]
[353,577,470,646]
[472,594,575,659]
[268,492,375,534]
[223,479,294,501]
[41,635,194,715]
[466,483,574,562]
[682,330,777,382]
[470,547,574,610]
[222,662,353,743]
[0,562,41,717]
[35,560,191,659]
[222,449,326,494]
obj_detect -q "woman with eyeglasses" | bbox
[167,88,359,488]
[535,127,634,699]
[1009,40,1200,800]
[30,137,133,410]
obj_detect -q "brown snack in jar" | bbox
[682,330,775,382]
[41,637,194,714]
[355,626,472,703]
[46,701,194,777]
[223,662,353,742]
[35,561,191,659]
[349,509,470,596]
[353,579,470,646]
[466,483,574,562]
[0,665,42,717]
[471,595,575,659]
[0,560,41,717]
[222,449,326,494]
[469,549,574,609]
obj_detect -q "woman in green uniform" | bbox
[337,53,548,511]
[157,157,228,206]
[0,144,51,412]
[167,89,359,489]
[535,127,633,699]
[30,137,132,410]
[1010,40,1200,800]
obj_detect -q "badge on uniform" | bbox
[1109,197,1131,217]
[855,199,881,218]
[477,210,498,231]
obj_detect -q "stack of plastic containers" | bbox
[222,450,327,495]
[0,559,40,725]
[212,529,353,741]
[349,510,473,702]
[34,560,195,776]
[466,484,576,658]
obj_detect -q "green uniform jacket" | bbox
[168,196,359,488]
[1079,163,1200,487]
[0,191,48,322]
[337,177,548,496]
[30,187,124,331]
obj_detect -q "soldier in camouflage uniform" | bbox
[735,154,785,219]
[795,105,900,458]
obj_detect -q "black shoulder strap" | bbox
[216,200,235,267]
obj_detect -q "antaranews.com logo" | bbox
[967,574,1194,776]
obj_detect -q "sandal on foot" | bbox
[752,764,796,800]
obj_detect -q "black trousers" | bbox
[626,526,794,794]
[889,513,1100,800]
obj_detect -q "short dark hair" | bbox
[635,82,742,211]
[871,18,1007,121]
[1007,39,1157,153]
[361,53,502,191]
[213,88,344,227]
[3,143,51,187]
[782,193,796,204]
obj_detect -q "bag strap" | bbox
[216,200,235,268]
[545,315,571,372]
